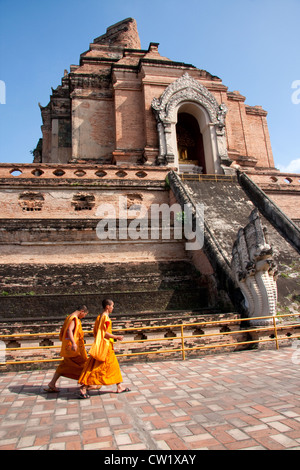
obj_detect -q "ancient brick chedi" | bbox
[0,18,299,331]
[34,18,273,172]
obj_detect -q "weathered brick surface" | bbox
[246,171,300,221]
[72,99,115,162]
[0,260,211,320]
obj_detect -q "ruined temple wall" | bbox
[213,89,274,169]
[0,165,191,265]
[247,171,300,221]
[72,98,115,162]
[243,111,274,168]
[267,193,300,221]
[133,66,274,170]
[113,71,145,155]
[221,94,248,158]
[0,186,167,219]
[40,46,275,170]
[0,240,187,265]
[141,75,166,153]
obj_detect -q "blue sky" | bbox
[0,0,299,172]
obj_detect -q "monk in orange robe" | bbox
[44,306,88,392]
[78,299,130,398]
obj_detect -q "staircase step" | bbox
[0,309,240,336]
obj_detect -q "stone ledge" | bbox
[0,164,172,183]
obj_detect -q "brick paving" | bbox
[1,347,300,450]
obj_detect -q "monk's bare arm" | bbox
[104,331,123,341]
[67,320,77,350]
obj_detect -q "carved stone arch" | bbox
[152,73,232,172]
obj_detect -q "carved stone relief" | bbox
[18,192,45,212]
[71,193,95,211]
[231,209,278,325]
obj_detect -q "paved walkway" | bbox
[0,347,300,451]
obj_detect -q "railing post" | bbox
[273,316,279,350]
[181,325,186,360]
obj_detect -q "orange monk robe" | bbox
[79,313,122,386]
[55,313,88,380]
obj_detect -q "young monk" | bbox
[78,299,130,398]
[44,306,88,393]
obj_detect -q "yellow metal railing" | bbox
[0,313,299,366]
[180,173,237,182]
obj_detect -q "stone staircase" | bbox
[171,173,300,313]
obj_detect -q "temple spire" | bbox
[93,18,141,49]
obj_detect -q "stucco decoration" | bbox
[152,73,231,171]
[231,209,278,325]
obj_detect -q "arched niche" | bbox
[151,73,232,173]
[176,112,206,173]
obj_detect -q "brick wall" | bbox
[246,171,300,220]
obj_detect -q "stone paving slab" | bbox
[1,348,300,451]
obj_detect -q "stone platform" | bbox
[1,347,300,451]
